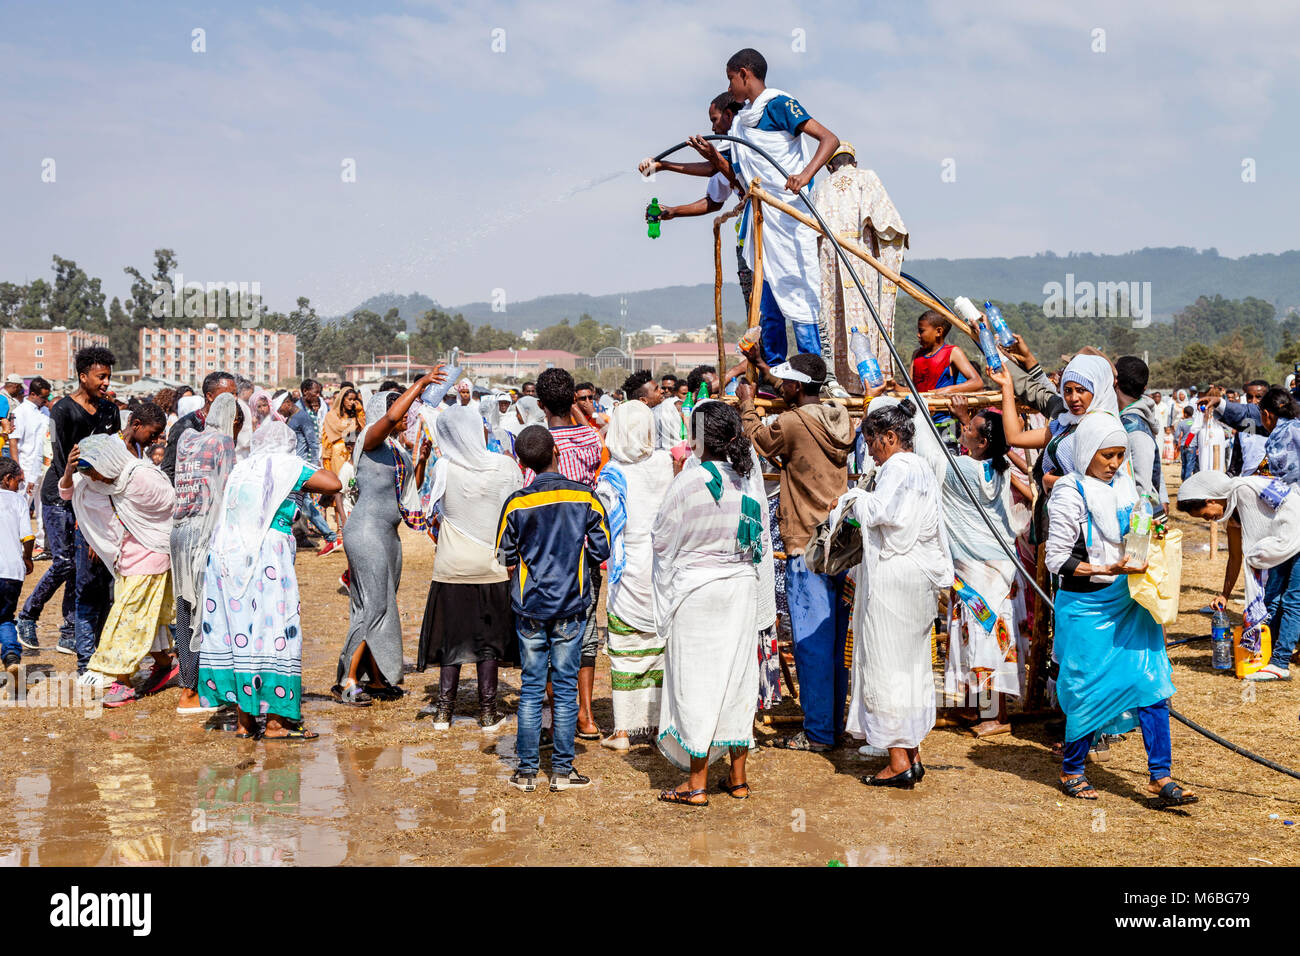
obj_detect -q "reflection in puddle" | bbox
[0,709,881,867]
[0,718,482,867]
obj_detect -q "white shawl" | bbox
[211,421,305,597]
[1069,411,1137,544]
[71,434,173,576]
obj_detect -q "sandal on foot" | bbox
[263,727,320,742]
[234,730,261,740]
[718,779,751,799]
[1060,775,1097,799]
[658,787,708,807]
[771,730,832,752]
[331,683,373,707]
[1152,781,1198,807]
[576,729,602,741]
[364,682,404,701]
[138,661,180,696]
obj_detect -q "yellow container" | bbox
[1233,625,1272,679]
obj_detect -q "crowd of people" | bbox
[1,331,1296,808]
[2,43,1298,811]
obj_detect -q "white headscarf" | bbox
[177,395,203,418]
[426,403,501,511]
[1058,354,1118,424]
[479,392,513,449]
[359,390,396,452]
[424,403,520,547]
[505,396,546,436]
[72,434,173,572]
[234,399,253,461]
[1069,411,1136,543]
[173,393,240,650]
[358,390,427,518]
[606,399,655,464]
[211,420,305,596]
[864,395,948,486]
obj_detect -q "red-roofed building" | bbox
[633,341,735,373]
[461,349,580,380]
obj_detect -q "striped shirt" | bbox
[523,424,604,487]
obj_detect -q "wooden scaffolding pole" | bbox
[744,200,766,382]
[746,183,975,342]
[722,388,1009,414]
[1024,542,1053,710]
[712,202,745,377]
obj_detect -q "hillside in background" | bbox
[340,247,1300,331]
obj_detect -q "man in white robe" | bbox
[725,48,841,375]
[811,142,908,397]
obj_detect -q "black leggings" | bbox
[438,660,499,708]
[175,598,199,691]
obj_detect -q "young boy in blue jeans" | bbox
[497,425,610,793]
[0,457,35,686]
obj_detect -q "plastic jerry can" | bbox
[1233,624,1272,679]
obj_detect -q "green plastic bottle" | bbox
[646,198,662,239]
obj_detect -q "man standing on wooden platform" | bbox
[811,142,908,399]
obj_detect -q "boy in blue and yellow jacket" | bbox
[497,425,610,792]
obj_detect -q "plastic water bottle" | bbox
[421,347,460,406]
[1123,494,1153,566]
[849,327,884,388]
[1211,608,1233,670]
[983,301,1016,348]
[646,198,662,239]
[952,297,981,324]
[975,317,1003,374]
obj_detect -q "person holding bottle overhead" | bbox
[1045,412,1196,807]
[333,365,447,706]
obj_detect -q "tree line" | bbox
[4,249,1297,387]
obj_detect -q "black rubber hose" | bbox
[653,134,1300,784]
[1165,634,1211,649]
[1170,708,1300,782]
[652,134,1053,609]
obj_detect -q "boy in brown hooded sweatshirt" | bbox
[736,353,855,751]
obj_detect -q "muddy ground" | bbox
[1,462,1297,867]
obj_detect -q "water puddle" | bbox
[0,717,478,866]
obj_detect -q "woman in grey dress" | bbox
[333,369,445,705]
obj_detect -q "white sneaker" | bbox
[76,670,107,688]
[1244,664,1290,682]
[599,734,630,752]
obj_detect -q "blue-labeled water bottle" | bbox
[975,317,1003,373]
[1211,607,1233,670]
[983,301,1016,348]
[849,326,884,388]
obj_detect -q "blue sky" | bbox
[1,0,1296,315]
